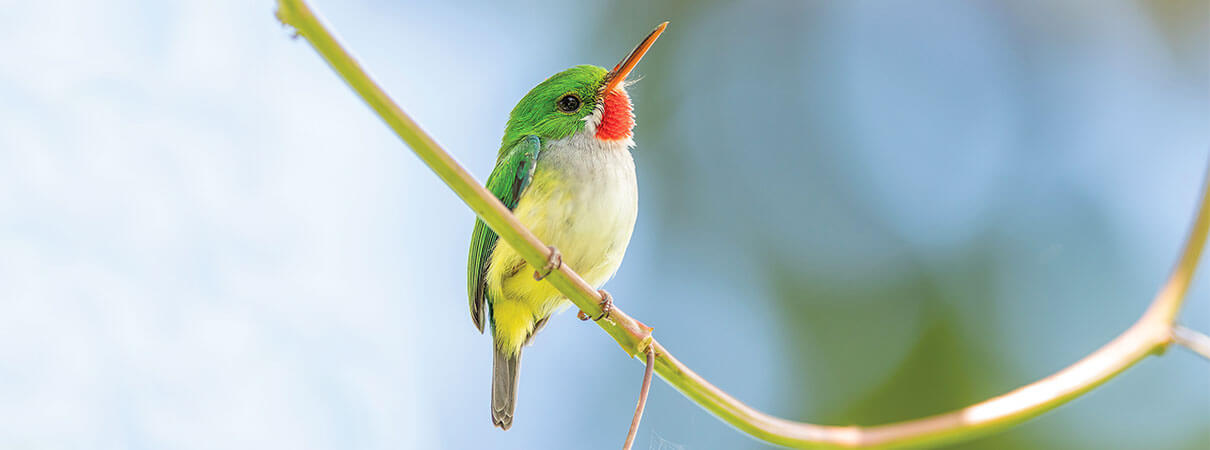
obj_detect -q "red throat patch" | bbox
[595,89,633,141]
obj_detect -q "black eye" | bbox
[556,94,581,113]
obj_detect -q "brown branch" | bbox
[274,1,1210,447]
[624,347,656,450]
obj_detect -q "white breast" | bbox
[513,132,638,288]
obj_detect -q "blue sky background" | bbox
[0,1,1206,449]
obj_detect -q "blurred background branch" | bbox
[1172,325,1210,360]
[276,0,1209,448]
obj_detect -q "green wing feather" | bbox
[468,135,542,332]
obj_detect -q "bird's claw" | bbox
[533,246,562,281]
[578,289,614,321]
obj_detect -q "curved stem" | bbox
[624,347,656,450]
[275,1,1210,447]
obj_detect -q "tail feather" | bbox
[491,347,521,430]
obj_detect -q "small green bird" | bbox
[467,23,668,430]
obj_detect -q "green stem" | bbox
[275,1,1210,447]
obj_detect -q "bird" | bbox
[466,22,668,430]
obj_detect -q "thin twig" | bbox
[274,1,1210,447]
[1172,325,1210,361]
[624,347,656,450]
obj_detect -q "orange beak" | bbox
[602,21,668,94]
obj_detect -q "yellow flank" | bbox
[486,246,564,353]
[485,143,639,356]
[486,171,570,355]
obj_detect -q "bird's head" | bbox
[501,22,667,150]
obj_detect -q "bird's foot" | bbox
[578,289,614,321]
[533,246,562,281]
